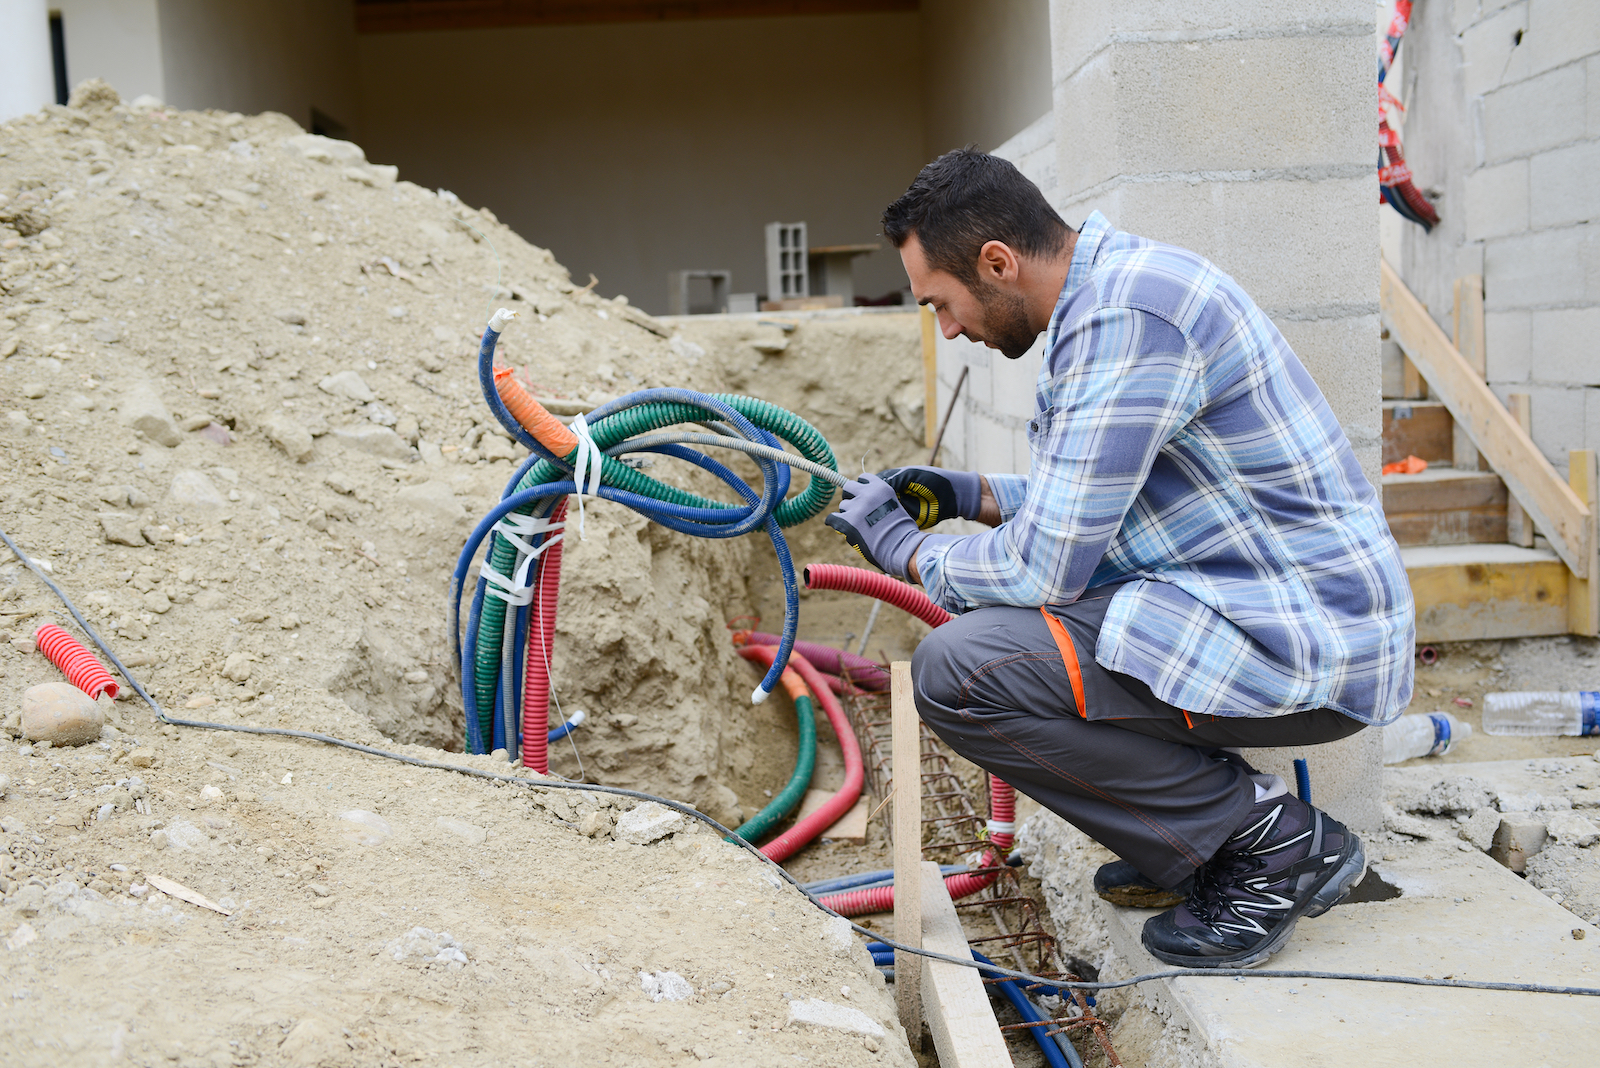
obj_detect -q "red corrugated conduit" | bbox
[801,564,953,629]
[34,623,119,699]
[521,499,567,773]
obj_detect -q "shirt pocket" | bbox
[1027,406,1055,445]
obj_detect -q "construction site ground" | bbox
[3,86,1600,1068]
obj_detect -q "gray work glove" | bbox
[876,466,983,530]
[824,474,926,581]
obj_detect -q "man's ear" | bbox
[976,240,1020,285]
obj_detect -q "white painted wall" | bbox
[54,0,165,104]
[0,0,56,123]
[1397,0,1600,478]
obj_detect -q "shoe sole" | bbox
[1097,886,1188,909]
[1145,833,1367,970]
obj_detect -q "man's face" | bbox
[900,233,1038,360]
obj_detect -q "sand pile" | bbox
[0,81,931,1065]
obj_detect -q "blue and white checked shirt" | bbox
[916,212,1414,724]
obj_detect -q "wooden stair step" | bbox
[1401,543,1568,643]
[1383,468,1509,546]
[1382,400,1454,466]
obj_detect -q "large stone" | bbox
[329,424,409,459]
[22,682,104,747]
[117,382,181,447]
[1490,815,1549,873]
[318,370,376,403]
[615,801,685,845]
[167,469,226,509]
[1546,811,1600,848]
[98,512,147,547]
[786,998,885,1039]
[263,414,314,463]
[281,134,367,166]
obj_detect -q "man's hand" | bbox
[877,466,984,529]
[825,474,926,581]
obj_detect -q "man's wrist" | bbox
[977,476,1002,527]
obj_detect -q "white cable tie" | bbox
[481,562,534,606]
[986,820,1016,836]
[487,307,519,335]
[490,515,566,591]
[569,412,605,540]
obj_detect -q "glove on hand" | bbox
[877,466,983,529]
[824,473,926,581]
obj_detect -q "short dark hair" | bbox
[882,148,1071,287]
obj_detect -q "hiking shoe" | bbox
[1093,860,1192,909]
[1140,794,1366,968]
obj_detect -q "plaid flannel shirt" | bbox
[915,212,1414,723]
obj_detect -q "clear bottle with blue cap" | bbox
[1382,711,1472,764]
[1482,691,1600,736]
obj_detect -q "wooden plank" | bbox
[1382,470,1507,513]
[1452,276,1487,472]
[1381,257,1591,577]
[1401,354,1428,400]
[1404,547,1570,643]
[794,788,868,844]
[1382,401,1453,465]
[1386,510,1508,547]
[1506,393,1535,547]
[1569,451,1599,637]
[919,861,1012,1068]
[921,304,939,448]
[890,661,922,1045]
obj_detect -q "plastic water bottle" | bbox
[1482,692,1600,736]
[1382,712,1472,764]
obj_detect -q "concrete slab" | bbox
[1096,838,1600,1067]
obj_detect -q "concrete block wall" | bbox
[934,0,1385,836]
[1398,0,1600,478]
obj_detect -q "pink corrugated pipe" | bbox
[34,623,118,699]
[801,564,953,629]
[732,631,888,691]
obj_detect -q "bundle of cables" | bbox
[453,308,844,770]
[1379,0,1439,230]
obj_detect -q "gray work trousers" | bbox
[910,589,1366,889]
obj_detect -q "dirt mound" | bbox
[0,83,930,1064]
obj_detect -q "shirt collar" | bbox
[1046,210,1112,350]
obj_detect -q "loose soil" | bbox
[0,82,936,1067]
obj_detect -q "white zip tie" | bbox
[482,515,565,605]
[985,820,1016,836]
[568,412,604,540]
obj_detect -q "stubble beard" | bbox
[972,279,1037,359]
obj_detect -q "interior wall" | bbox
[356,13,925,314]
[54,0,165,104]
[920,0,1052,155]
[155,0,360,129]
[0,0,55,123]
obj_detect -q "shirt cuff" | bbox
[912,533,963,605]
[986,474,1029,521]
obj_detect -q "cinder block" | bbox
[1460,2,1530,98]
[1591,56,1600,139]
[1113,176,1377,310]
[1485,225,1597,308]
[1482,63,1586,163]
[1522,385,1588,465]
[1586,388,1600,457]
[1463,160,1529,241]
[1107,36,1370,173]
[1489,814,1549,872]
[1530,140,1600,229]
[1048,0,1368,86]
[1052,50,1120,197]
[1485,309,1533,382]
[1524,0,1600,80]
[991,342,1043,422]
[1530,307,1600,384]
[972,411,1023,476]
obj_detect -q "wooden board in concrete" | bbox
[1402,543,1570,643]
[891,661,922,1042]
[918,861,1011,1068]
[795,788,869,843]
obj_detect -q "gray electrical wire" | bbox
[5,522,1599,1000]
[606,430,851,489]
